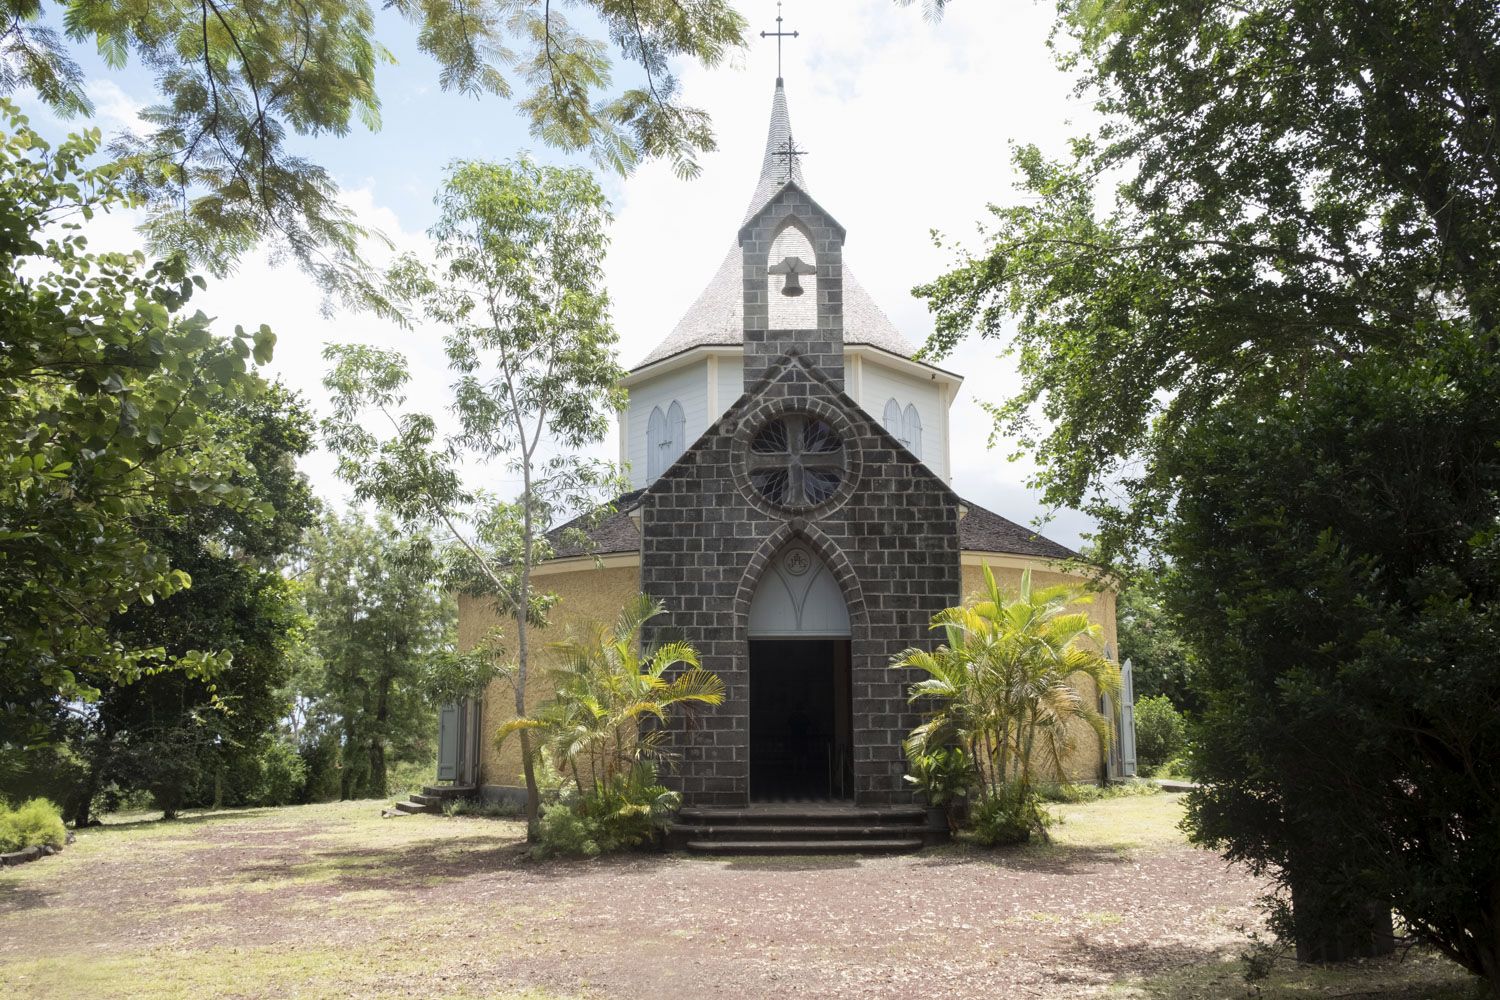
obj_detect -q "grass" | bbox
[1113,948,1488,999]
[1044,789,1189,852]
[0,795,1484,999]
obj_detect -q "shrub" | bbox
[533,765,680,859]
[442,797,522,819]
[1039,779,1161,803]
[1134,694,1186,771]
[257,740,308,806]
[387,756,436,799]
[298,732,343,804]
[904,746,975,828]
[0,798,67,852]
[960,786,1051,847]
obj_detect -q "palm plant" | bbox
[497,594,724,801]
[893,566,1122,800]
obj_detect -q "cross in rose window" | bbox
[748,415,845,506]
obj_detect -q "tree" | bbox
[914,0,1500,972]
[1170,343,1500,976]
[0,0,747,313]
[0,99,278,756]
[69,382,317,822]
[1116,581,1201,714]
[915,0,1499,563]
[296,511,451,800]
[322,155,625,834]
[500,594,722,799]
[894,567,1120,800]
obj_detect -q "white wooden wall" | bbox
[857,359,948,480]
[624,359,708,489]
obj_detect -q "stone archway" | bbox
[745,541,854,800]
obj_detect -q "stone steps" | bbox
[388,785,476,817]
[673,823,930,841]
[685,838,924,856]
[671,803,942,856]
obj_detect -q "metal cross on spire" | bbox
[760,1,799,80]
[773,133,807,184]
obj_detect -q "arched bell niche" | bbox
[746,542,854,800]
[765,219,818,331]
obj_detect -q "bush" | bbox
[442,796,521,819]
[1134,694,1186,771]
[387,756,436,799]
[533,765,680,859]
[257,740,308,806]
[0,798,67,852]
[960,786,1051,847]
[297,732,343,804]
[1038,779,1161,803]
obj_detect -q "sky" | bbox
[16,0,1102,549]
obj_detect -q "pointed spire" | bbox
[743,79,807,223]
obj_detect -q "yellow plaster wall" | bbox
[960,558,1120,783]
[458,565,641,791]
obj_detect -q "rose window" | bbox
[747,415,846,507]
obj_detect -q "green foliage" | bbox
[1117,583,1202,714]
[903,746,973,828]
[296,731,343,804]
[914,0,1500,568]
[295,511,453,801]
[60,381,316,822]
[1038,779,1159,804]
[0,101,282,744]
[533,764,680,860]
[915,0,1500,980]
[0,1,748,312]
[220,738,307,808]
[1132,695,1185,772]
[441,796,520,820]
[961,785,1051,848]
[1175,342,1500,974]
[322,157,628,836]
[893,566,1121,797]
[500,594,721,800]
[0,797,66,852]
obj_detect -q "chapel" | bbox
[449,76,1121,812]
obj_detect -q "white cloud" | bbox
[84,79,147,132]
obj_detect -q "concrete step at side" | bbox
[394,800,435,815]
[410,793,442,807]
[421,785,477,800]
[684,839,923,856]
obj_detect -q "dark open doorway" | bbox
[749,639,853,801]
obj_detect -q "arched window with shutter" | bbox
[646,406,667,481]
[882,398,903,442]
[666,400,686,468]
[903,404,923,460]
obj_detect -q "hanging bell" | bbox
[768,255,818,297]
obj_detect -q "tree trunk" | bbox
[370,662,392,798]
[516,470,541,840]
[1289,873,1396,963]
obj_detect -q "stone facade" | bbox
[463,85,1120,804]
[636,182,964,807]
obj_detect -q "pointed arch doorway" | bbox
[746,543,854,801]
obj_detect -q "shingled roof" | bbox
[545,491,1077,563]
[634,79,915,369]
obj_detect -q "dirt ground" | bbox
[0,794,1480,999]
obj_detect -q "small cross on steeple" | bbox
[760,1,799,80]
[773,133,807,184]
